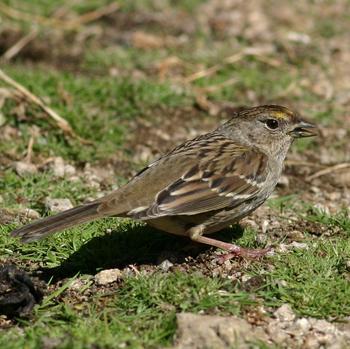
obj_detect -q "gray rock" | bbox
[94,269,122,285]
[45,198,73,213]
[18,208,41,220]
[51,157,65,177]
[68,279,85,291]
[158,259,174,272]
[274,304,295,322]
[14,161,38,176]
[170,312,269,349]
[50,157,77,178]
[277,175,290,188]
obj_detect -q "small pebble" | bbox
[274,304,295,322]
[287,230,305,241]
[290,241,308,250]
[94,268,122,285]
[310,319,337,333]
[310,186,320,194]
[158,259,174,272]
[45,198,73,213]
[241,274,251,283]
[261,220,269,234]
[325,192,341,201]
[68,279,85,291]
[256,233,267,244]
[287,31,311,44]
[295,318,311,333]
[50,157,77,178]
[51,157,65,177]
[64,164,76,177]
[14,161,38,176]
[278,175,290,188]
[20,208,41,220]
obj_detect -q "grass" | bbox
[1,66,192,162]
[0,0,350,348]
[1,210,350,348]
[1,201,350,348]
[0,169,98,210]
[260,237,350,318]
[0,272,254,349]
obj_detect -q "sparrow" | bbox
[10,105,317,259]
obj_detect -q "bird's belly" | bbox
[190,196,268,235]
[146,216,189,236]
[145,193,270,237]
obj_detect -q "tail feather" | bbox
[11,202,101,243]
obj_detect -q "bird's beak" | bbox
[289,121,317,138]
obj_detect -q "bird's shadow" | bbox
[39,224,244,282]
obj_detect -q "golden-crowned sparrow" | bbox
[11,105,316,259]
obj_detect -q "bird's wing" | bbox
[99,135,269,219]
[144,141,268,217]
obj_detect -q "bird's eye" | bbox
[265,119,279,130]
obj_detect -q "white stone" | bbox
[310,319,337,334]
[14,161,38,176]
[287,31,311,44]
[172,313,269,349]
[261,219,269,234]
[278,175,290,187]
[274,304,296,322]
[45,198,73,213]
[295,318,311,333]
[94,268,122,285]
[159,259,174,272]
[50,157,76,178]
[267,321,289,343]
[51,157,65,177]
[64,164,76,177]
[20,208,41,220]
[290,241,308,250]
[68,279,85,291]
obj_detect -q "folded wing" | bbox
[126,138,269,219]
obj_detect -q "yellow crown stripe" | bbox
[270,110,292,120]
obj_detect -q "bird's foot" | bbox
[216,245,272,264]
[189,233,271,262]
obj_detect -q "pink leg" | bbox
[190,234,271,261]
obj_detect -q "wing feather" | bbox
[128,138,269,219]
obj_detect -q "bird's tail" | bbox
[11,202,101,243]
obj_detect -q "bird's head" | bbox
[220,105,317,158]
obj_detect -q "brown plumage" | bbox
[11,105,317,259]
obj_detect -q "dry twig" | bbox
[285,160,326,168]
[196,77,239,93]
[0,2,119,30]
[65,2,119,28]
[0,3,72,27]
[184,47,281,83]
[0,1,84,61]
[0,68,90,144]
[185,53,244,83]
[25,134,35,164]
[306,163,350,181]
[1,28,38,61]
